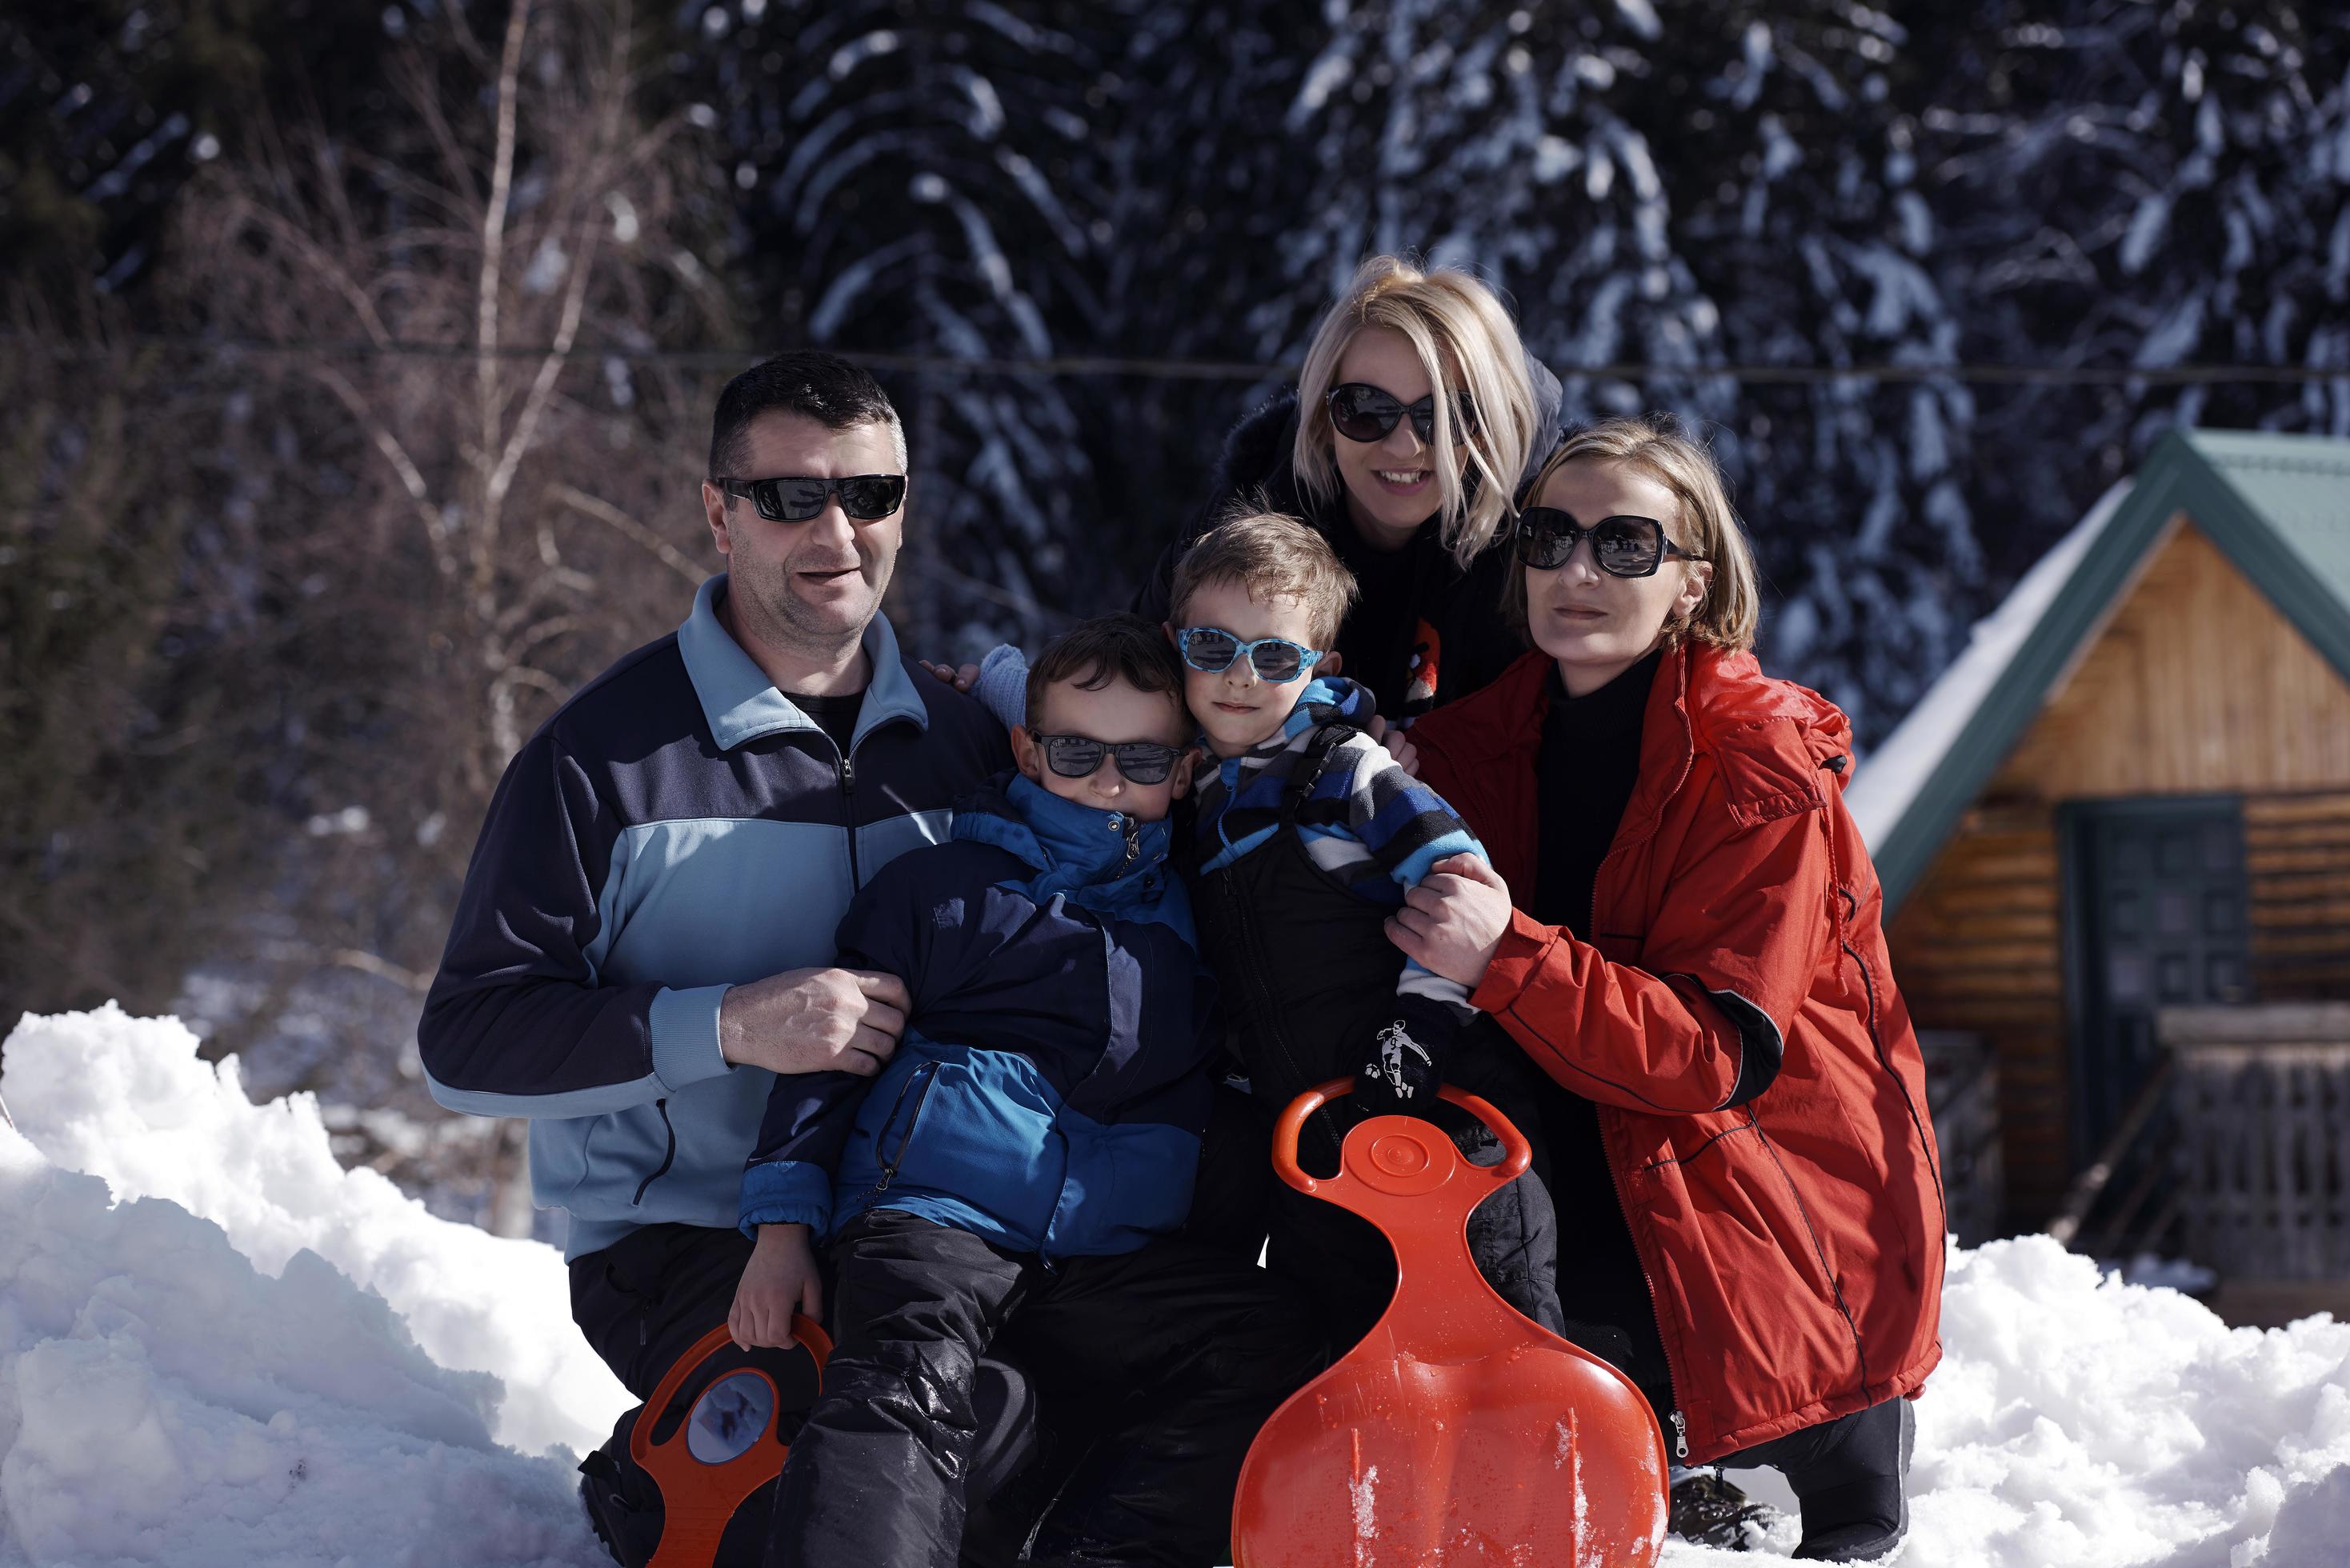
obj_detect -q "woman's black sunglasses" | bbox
[1514,508,1707,578]
[719,474,907,522]
[1324,382,1478,446]
[1031,734,1186,786]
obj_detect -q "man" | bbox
[418,351,1022,1561]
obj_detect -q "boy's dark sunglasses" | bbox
[719,474,907,522]
[1514,507,1707,578]
[1175,626,1325,684]
[1031,734,1186,785]
[1324,382,1478,446]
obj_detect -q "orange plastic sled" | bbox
[631,1318,832,1568]
[1231,1080,1669,1567]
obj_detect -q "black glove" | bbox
[1351,994,1461,1118]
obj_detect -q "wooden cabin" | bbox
[1848,430,2350,1311]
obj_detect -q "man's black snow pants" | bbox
[768,1208,1319,1568]
[570,1221,1040,1566]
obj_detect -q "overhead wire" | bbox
[9,330,2348,386]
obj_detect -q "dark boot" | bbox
[1667,1468,1780,1550]
[1788,1397,1913,1562]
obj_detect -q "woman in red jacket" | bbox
[1397,415,1944,1563]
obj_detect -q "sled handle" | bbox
[630,1318,832,1470]
[1271,1078,1532,1198]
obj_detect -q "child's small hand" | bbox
[730,1223,823,1351]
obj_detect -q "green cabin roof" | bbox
[1852,429,2350,916]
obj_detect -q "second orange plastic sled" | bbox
[1231,1080,1669,1567]
[630,1318,832,1568]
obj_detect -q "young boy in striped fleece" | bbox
[1173,510,1563,1354]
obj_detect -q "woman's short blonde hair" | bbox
[1293,254,1540,569]
[1507,414,1762,653]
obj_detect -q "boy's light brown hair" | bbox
[1023,613,1189,734]
[1168,509,1360,651]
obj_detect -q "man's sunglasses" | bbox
[1175,626,1326,684]
[1031,734,1187,786]
[1324,382,1478,446]
[718,474,907,522]
[1515,508,1707,578]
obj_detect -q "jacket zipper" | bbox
[839,743,860,887]
[1587,854,1691,1457]
[859,1059,940,1201]
[631,1098,676,1205]
[1112,811,1139,870]
[1597,1105,1687,1460]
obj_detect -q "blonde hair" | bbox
[1170,509,1359,650]
[1506,415,1762,653]
[1293,254,1540,569]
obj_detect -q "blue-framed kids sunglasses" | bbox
[1176,626,1326,684]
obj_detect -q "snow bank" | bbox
[4,1006,2348,1566]
[0,1006,627,1458]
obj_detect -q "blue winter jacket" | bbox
[739,774,1215,1259]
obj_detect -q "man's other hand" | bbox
[719,967,911,1076]
[731,1223,823,1350]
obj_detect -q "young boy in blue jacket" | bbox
[730,614,1315,1568]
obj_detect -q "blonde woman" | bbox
[1399,415,1942,1562]
[1131,254,1560,724]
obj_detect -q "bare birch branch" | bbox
[551,482,706,587]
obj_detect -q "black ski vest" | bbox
[1191,724,1400,1174]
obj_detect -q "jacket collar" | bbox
[676,573,930,754]
[954,774,1189,934]
[1211,674,1376,779]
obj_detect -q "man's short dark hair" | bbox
[708,350,906,482]
[1025,614,1188,734]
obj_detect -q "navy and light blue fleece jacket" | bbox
[739,774,1216,1260]
[418,574,1010,1259]
[1191,675,1486,1014]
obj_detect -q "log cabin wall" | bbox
[1883,516,2350,1228]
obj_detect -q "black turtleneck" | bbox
[1523,645,1677,1422]
[1531,648,1663,935]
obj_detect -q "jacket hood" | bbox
[952,771,1191,936]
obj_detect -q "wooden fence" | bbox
[2160,1003,2350,1281]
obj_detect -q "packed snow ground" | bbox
[4,1008,2349,1566]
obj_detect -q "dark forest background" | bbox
[6,0,2347,1229]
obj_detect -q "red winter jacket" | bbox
[1411,642,1944,1461]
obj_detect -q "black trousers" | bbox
[570,1222,1039,1566]
[769,1209,1320,1568]
[1720,1394,1914,1558]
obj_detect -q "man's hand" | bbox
[1363,714,1420,777]
[917,658,982,693]
[720,967,911,1076]
[731,1223,823,1350]
[1386,854,1514,990]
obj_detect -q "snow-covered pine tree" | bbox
[1631,1,1985,742]
[1924,0,2350,480]
[686,0,1115,654]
